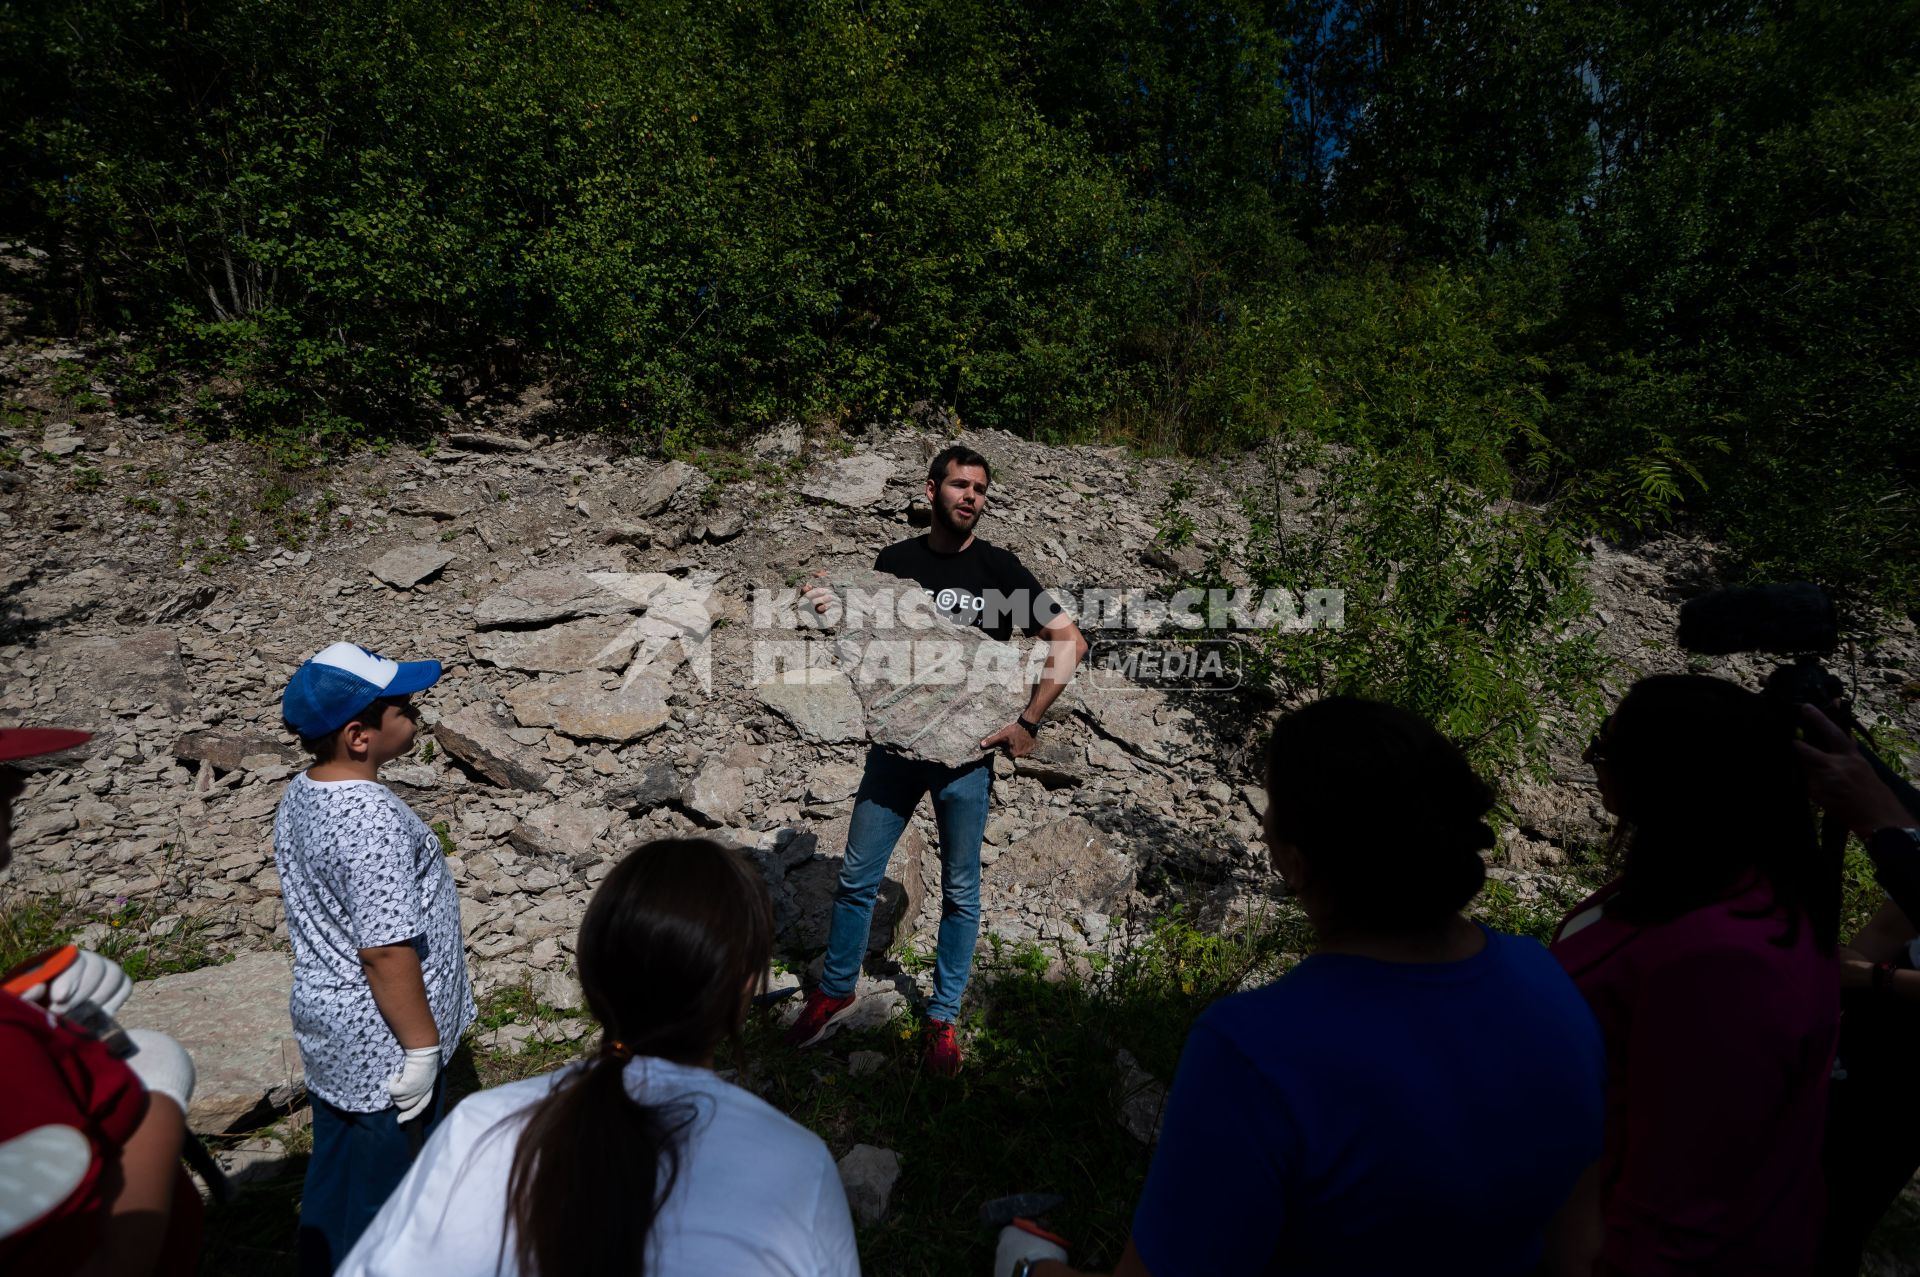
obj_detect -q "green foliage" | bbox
[1,0,1912,599]
[0,889,224,982]
[1230,438,1605,778]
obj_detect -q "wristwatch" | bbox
[1017,715,1042,738]
[1868,826,1920,861]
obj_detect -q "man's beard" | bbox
[931,493,978,537]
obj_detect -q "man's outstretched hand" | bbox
[1792,703,1915,837]
[800,569,839,619]
[982,721,1037,759]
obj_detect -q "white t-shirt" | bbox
[337,1056,862,1277]
[272,773,475,1111]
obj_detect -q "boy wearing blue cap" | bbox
[274,642,474,1276]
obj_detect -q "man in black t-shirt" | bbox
[785,445,1088,1075]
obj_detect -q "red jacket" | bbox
[0,989,149,1273]
[1551,877,1840,1276]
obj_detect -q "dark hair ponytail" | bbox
[1265,696,1495,932]
[500,838,774,1275]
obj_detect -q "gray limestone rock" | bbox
[1114,1048,1167,1145]
[1082,686,1193,764]
[774,823,923,955]
[607,761,680,812]
[827,569,1033,768]
[754,671,866,744]
[837,1144,902,1226]
[473,567,638,627]
[434,705,551,790]
[57,628,196,714]
[987,817,1136,913]
[703,508,745,542]
[682,763,746,826]
[466,616,638,673]
[368,544,454,589]
[447,430,536,452]
[800,454,898,509]
[510,800,613,857]
[1012,734,1087,789]
[508,671,671,743]
[117,951,304,1134]
[805,762,865,806]
[173,731,297,774]
[847,1050,885,1077]
[633,461,693,517]
[390,490,474,520]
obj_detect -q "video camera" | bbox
[1679,583,1920,917]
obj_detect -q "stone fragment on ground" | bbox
[368,544,454,590]
[433,704,551,790]
[799,454,898,509]
[755,670,866,744]
[632,461,693,517]
[837,1144,902,1226]
[607,761,680,811]
[56,628,196,714]
[466,615,638,673]
[774,825,925,954]
[117,951,304,1134]
[473,567,641,627]
[1114,1048,1167,1145]
[986,818,1136,913]
[447,430,535,452]
[509,799,613,858]
[847,1050,885,1077]
[508,671,670,743]
[682,762,746,825]
[173,730,297,774]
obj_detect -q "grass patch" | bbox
[0,889,225,982]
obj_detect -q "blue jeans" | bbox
[821,746,992,1023]
[297,1076,448,1275]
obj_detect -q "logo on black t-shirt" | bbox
[931,587,986,617]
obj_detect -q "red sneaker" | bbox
[922,1018,962,1077]
[783,989,857,1049]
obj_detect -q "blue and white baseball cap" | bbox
[281,642,443,739]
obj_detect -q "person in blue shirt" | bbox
[1019,696,1607,1277]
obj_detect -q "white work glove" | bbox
[123,1028,196,1113]
[0,1126,93,1240]
[17,949,133,1020]
[994,1222,1069,1277]
[387,1045,442,1123]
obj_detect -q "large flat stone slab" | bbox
[510,799,614,857]
[117,951,304,1134]
[828,569,1035,768]
[56,629,196,714]
[368,544,453,590]
[800,454,898,509]
[754,670,865,744]
[507,671,671,743]
[473,567,639,627]
[434,704,550,790]
[466,616,638,673]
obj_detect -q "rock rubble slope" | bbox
[5,363,1919,1130]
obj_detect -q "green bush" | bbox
[1228,438,1605,778]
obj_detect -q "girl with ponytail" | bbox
[1550,675,1839,1275]
[337,838,859,1276]
[1046,697,1607,1277]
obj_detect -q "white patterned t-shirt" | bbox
[272,773,475,1112]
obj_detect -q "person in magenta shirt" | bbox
[1551,675,1841,1275]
